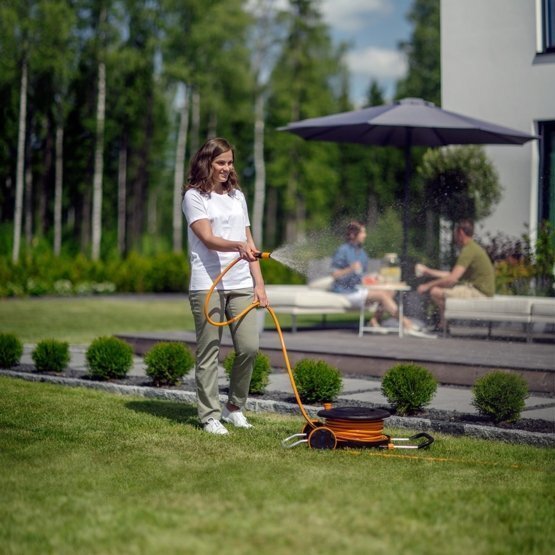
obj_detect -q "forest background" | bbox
[1,0,549,297]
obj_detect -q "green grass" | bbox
[0,296,358,343]
[0,297,195,343]
[1,377,554,555]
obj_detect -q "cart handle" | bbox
[390,432,435,449]
[281,433,308,449]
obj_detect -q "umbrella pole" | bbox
[401,134,412,281]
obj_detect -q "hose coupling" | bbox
[255,251,271,259]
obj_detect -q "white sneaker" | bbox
[407,328,437,339]
[203,418,229,435]
[222,405,253,429]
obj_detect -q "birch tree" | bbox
[13,59,28,263]
[91,6,107,261]
[172,85,189,252]
[91,55,106,261]
[266,0,344,246]
[247,0,285,247]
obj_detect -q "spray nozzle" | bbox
[255,251,271,259]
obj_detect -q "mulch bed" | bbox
[9,365,553,435]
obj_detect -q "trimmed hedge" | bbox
[144,342,195,386]
[381,363,437,416]
[32,339,70,373]
[293,358,342,404]
[86,336,134,380]
[472,371,529,424]
[0,333,23,368]
[223,351,272,394]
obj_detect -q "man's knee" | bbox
[430,286,446,303]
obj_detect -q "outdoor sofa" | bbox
[444,295,555,341]
[265,276,366,333]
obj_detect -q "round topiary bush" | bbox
[86,336,133,380]
[472,370,529,424]
[32,339,70,373]
[381,363,437,416]
[293,358,342,404]
[144,342,195,386]
[0,333,24,368]
[223,350,271,394]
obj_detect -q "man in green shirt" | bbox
[416,219,495,331]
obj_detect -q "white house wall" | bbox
[441,0,555,240]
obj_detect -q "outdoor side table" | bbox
[359,282,412,338]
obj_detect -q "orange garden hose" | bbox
[203,254,391,446]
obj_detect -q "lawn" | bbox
[0,296,357,343]
[1,377,553,555]
[0,296,195,343]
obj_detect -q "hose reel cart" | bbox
[206,253,434,452]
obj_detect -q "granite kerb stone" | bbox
[2,369,554,448]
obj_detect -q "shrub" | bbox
[223,351,272,394]
[0,333,24,368]
[146,253,189,292]
[86,336,133,380]
[32,339,70,373]
[472,371,529,424]
[381,363,437,415]
[144,342,194,386]
[293,358,342,404]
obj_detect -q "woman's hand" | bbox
[351,261,363,275]
[237,242,258,261]
[254,284,269,308]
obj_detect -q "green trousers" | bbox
[189,288,259,424]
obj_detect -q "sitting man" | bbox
[416,219,495,332]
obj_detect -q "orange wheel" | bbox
[301,420,322,435]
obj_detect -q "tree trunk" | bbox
[12,59,28,263]
[207,111,217,139]
[80,189,91,252]
[117,139,127,256]
[91,59,106,260]
[148,187,157,234]
[367,191,378,229]
[173,85,189,253]
[129,86,154,249]
[190,88,200,155]
[54,125,64,256]
[24,164,32,246]
[264,186,278,248]
[252,91,266,247]
[38,118,53,237]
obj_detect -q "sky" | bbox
[320,0,413,106]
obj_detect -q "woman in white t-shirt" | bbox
[182,138,268,435]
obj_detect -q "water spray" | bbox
[204,253,433,451]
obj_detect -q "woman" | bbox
[182,138,268,435]
[331,221,414,333]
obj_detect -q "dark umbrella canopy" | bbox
[279,97,538,275]
[279,97,536,147]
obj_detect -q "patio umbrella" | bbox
[278,97,538,275]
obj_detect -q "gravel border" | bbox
[2,369,554,447]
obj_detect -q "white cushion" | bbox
[308,276,333,290]
[266,285,352,309]
[531,300,555,319]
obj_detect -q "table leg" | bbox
[398,290,404,338]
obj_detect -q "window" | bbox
[543,0,555,52]
[538,121,555,229]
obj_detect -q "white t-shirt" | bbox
[182,188,253,291]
